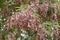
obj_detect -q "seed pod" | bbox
[38,1,49,18]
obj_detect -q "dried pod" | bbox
[50,4,57,21]
[38,1,49,17]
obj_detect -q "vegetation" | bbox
[0,0,60,40]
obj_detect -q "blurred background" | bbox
[0,0,60,40]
